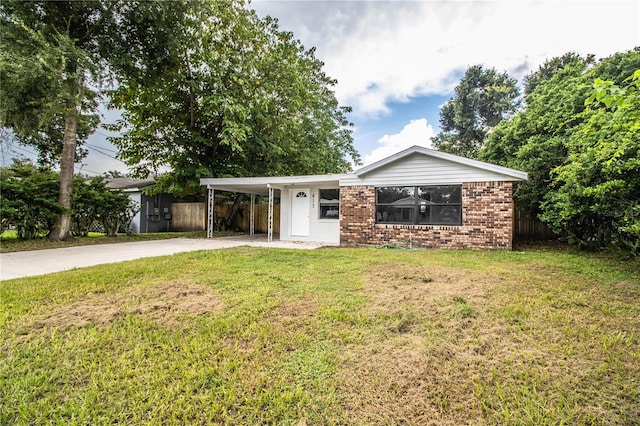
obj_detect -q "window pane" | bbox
[431,205,461,225]
[376,185,461,225]
[417,186,462,224]
[417,205,431,224]
[417,187,431,203]
[376,205,414,223]
[319,189,339,201]
[419,186,461,204]
[319,189,340,219]
[377,187,414,204]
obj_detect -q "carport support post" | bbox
[207,188,215,239]
[267,186,274,242]
[250,193,255,236]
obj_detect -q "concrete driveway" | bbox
[0,236,326,281]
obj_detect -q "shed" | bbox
[105,177,176,233]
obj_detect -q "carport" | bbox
[200,177,277,241]
[200,174,347,244]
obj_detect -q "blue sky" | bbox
[3,0,639,175]
[352,94,449,164]
[251,0,639,166]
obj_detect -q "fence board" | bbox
[513,203,556,240]
[215,203,280,233]
[171,203,206,231]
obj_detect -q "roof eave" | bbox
[201,173,354,186]
[199,173,355,195]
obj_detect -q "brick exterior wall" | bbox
[340,182,514,250]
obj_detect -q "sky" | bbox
[3,0,639,175]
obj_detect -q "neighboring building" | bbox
[105,178,175,233]
[200,146,528,250]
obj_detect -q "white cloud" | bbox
[363,118,435,166]
[84,1,640,174]
[253,1,640,118]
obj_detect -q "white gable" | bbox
[340,149,527,187]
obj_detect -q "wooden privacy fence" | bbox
[513,203,557,240]
[215,203,281,233]
[170,202,206,231]
[169,202,280,233]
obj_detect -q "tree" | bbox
[480,49,640,218]
[71,176,139,237]
[107,2,360,197]
[540,71,640,255]
[523,52,593,97]
[0,1,216,239]
[0,1,116,240]
[477,48,640,254]
[0,161,139,239]
[2,1,359,237]
[480,56,593,215]
[431,65,520,158]
[102,170,126,178]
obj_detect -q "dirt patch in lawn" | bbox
[31,280,224,330]
[366,262,491,310]
[337,262,506,425]
[276,297,317,319]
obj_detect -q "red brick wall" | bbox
[340,182,514,250]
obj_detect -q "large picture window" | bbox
[376,186,462,225]
[319,189,340,219]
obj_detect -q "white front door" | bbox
[291,189,310,236]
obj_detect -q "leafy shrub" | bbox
[1,161,139,239]
[0,161,62,239]
[541,70,640,256]
[71,177,139,237]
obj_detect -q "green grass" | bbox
[0,230,233,253]
[1,246,638,424]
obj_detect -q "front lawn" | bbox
[1,247,638,424]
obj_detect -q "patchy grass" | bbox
[1,247,638,424]
[0,230,235,253]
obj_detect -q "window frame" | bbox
[375,185,462,226]
[318,188,340,220]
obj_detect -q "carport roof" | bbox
[200,174,352,196]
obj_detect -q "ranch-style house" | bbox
[200,145,528,250]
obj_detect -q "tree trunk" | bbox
[49,83,78,241]
[223,193,244,231]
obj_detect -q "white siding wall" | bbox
[279,184,340,244]
[340,153,513,187]
[127,192,142,233]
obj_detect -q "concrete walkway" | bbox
[0,236,326,281]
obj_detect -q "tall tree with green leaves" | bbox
[107,2,360,197]
[522,52,592,97]
[478,48,640,253]
[0,1,112,240]
[480,55,594,215]
[2,1,354,236]
[480,49,640,217]
[540,71,640,254]
[431,65,520,158]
